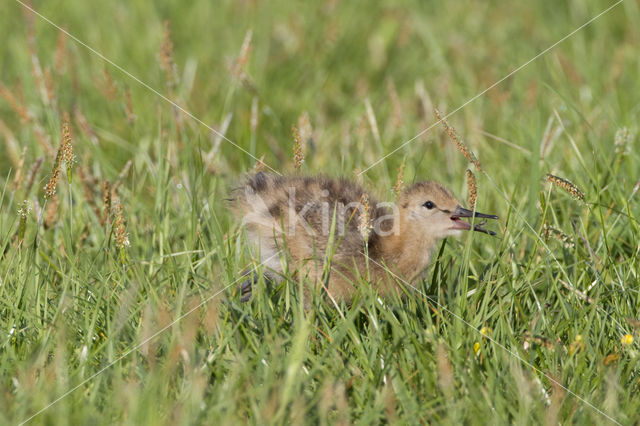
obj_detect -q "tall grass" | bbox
[1,0,639,424]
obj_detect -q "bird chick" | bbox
[231,172,498,304]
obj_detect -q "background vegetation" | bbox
[1,0,638,424]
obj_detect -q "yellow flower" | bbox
[473,342,481,355]
[569,335,584,355]
[621,334,634,346]
[480,327,490,337]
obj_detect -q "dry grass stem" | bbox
[545,174,585,201]
[558,279,596,304]
[116,160,133,183]
[250,97,259,133]
[434,108,482,171]
[364,98,381,145]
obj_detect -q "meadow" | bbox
[1,0,639,424]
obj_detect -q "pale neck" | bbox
[376,218,438,281]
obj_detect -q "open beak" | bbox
[450,205,499,236]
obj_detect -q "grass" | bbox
[1,0,639,424]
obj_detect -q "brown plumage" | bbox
[231,172,498,304]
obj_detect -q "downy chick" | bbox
[231,172,498,303]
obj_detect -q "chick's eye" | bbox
[423,201,435,209]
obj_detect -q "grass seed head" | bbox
[53,31,68,72]
[74,106,99,144]
[297,111,313,146]
[44,67,56,106]
[231,29,252,79]
[17,200,31,245]
[292,125,305,170]
[102,180,112,225]
[124,87,136,123]
[0,82,31,122]
[44,145,63,199]
[545,174,585,201]
[251,154,266,174]
[61,115,73,162]
[113,200,130,249]
[12,147,27,190]
[358,193,372,241]
[60,114,74,183]
[435,108,482,171]
[352,167,363,184]
[159,21,179,87]
[101,66,118,100]
[466,169,477,211]
[25,157,44,195]
[393,160,406,197]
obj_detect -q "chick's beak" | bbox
[450,205,499,235]
[453,206,498,220]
